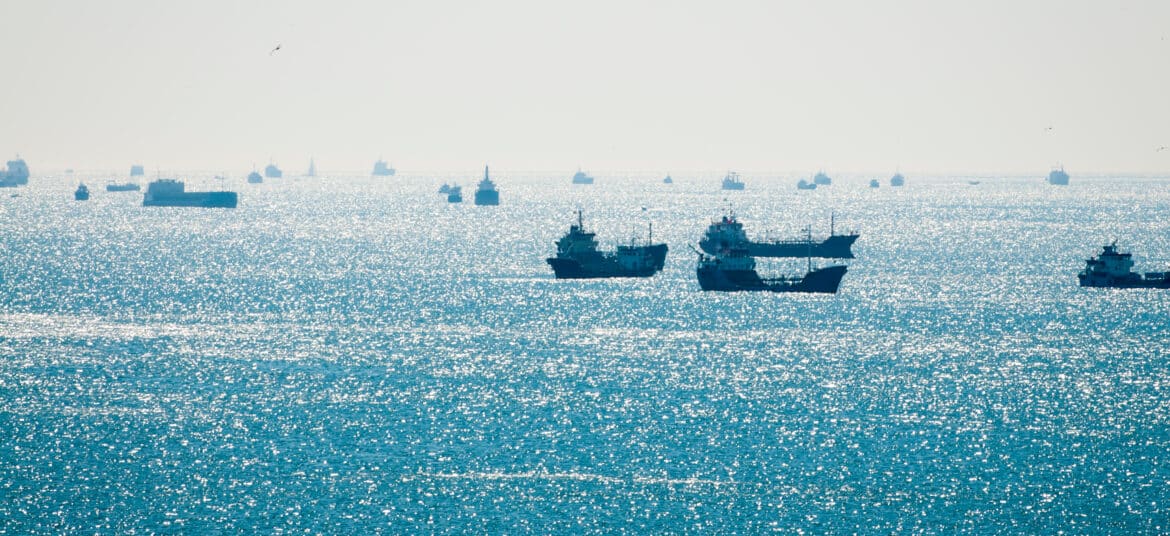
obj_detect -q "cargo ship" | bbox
[106,182,141,192]
[0,157,29,187]
[372,159,395,176]
[474,166,499,206]
[1048,166,1069,185]
[547,210,667,278]
[699,212,859,259]
[1078,242,1170,288]
[572,169,594,185]
[142,179,237,208]
[721,172,744,190]
[695,248,846,293]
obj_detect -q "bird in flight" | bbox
[269,44,282,56]
[1157,146,1169,152]
[1043,126,1055,133]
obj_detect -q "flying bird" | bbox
[1043,126,1055,133]
[1158,146,1169,152]
[269,44,282,56]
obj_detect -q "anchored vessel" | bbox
[869,179,880,188]
[247,170,263,183]
[143,179,237,208]
[0,157,29,187]
[74,184,90,201]
[446,185,463,203]
[546,210,668,279]
[890,172,905,187]
[1048,166,1069,185]
[372,159,396,176]
[474,166,499,206]
[722,172,745,190]
[663,175,673,184]
[572,169,594,185]
[106,182,140,192]
[264,163,282,178]
[1078,242,1170,288]
[130,165,145,177]
[306,158,317,177]
[700,213,859,259]
[797,179,817,190]
[813,171,832,186]
[695,248,846,293]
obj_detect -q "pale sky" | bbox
[2,0,1169,174]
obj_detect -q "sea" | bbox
[2,172,1168,534]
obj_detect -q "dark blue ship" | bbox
[1078,242,1170,288]
[74,184,90,201]
[547,210,667,279]
[695,248,846,293]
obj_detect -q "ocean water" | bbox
[2,172,1169,534]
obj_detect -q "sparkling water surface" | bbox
[2,172,1169,533]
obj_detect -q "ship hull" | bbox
[1078,273,1170,288]
[698,264,846,293]
[700,234,858,259]
[144,192,238,208]
[547,244,668,279]
[474,190,499,205]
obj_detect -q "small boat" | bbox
[813,171,832,186]
[447,185,463,203]
[796,179,817,190]
[106,182,141,192]
[74,184,90,201]
[869,179,880,188]
[247,170,263,184]
[890,173,905,187]
[372,159,396,176]
[438,183,452,194]
[572,169,594,185]
[968,180,981,185]
[306,158,317,177]
[663,175,673,184]
[721,172,745,190]
[130,165,145,177]
[264,162,282,178]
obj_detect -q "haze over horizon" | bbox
[2,0,1169,174]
